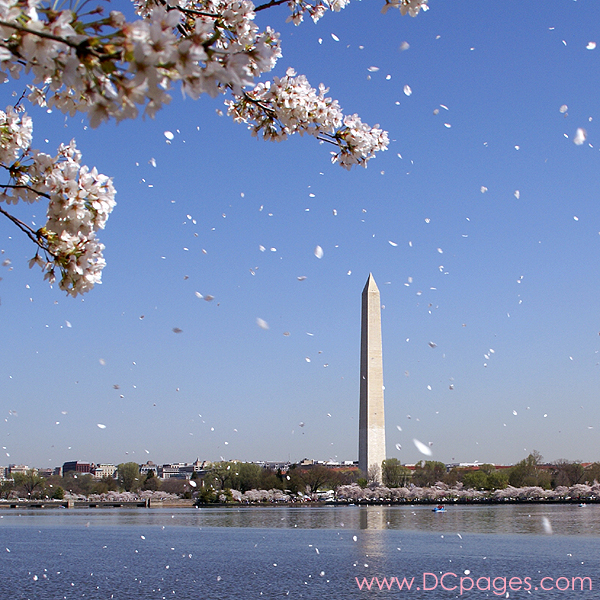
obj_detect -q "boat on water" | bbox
[432,505,446,512]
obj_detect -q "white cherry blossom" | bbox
[0,0,426,295]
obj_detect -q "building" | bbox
[358,274,386,483]
[93,464,117,479]
[178,458,209,475]
[161,463,191,479]
[7,464,32,475]
[62,461,93,475]
[139,462,160,477]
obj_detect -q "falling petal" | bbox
[514,190,520,199]
[559,104,568,114]
[172,328,183,334]
[428,341,437,348]
[400,41,410,51]
[574,128,587,145]
[297,276,307,281]
[256,318,269,330]
[388,240,398,246]
[413,439,433,456]
[403,85,412,96]
[542,517,553,534]
[367,66,380,72]
[164,131,174,140]
[586,41,596,50]
[314,246,324,259]
[331,33,339,41]
[395,443,402,451]
[97,423,106,429]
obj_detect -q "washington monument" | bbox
[358,273,386,483]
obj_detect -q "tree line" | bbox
[2,453,600,501]
[382,452,600,491]
[0,463,190,500]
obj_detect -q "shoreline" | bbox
[1,497,597,510]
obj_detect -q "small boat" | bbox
[432,505,446,512]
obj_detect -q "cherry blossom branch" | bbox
[0,204,48,250]
[0,0,428,295]
[0,183,51,200]
[255,0,289,12]
[0,20,81,48]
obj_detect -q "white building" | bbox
[93,464,117,479]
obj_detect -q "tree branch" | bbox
[255,0,290,13]
[0,204,48,252]
[0,20,81,49]
[1,183,51,200]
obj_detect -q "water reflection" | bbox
[358,505,385,530]
[3,504,600,536]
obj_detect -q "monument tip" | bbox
[363,273,379,293]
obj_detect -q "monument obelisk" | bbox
[358,273,386,483]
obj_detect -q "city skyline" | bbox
[3,446,599,474]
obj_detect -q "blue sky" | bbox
[1,0,600,469]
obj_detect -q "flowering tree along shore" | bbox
[0,0,428,296]
[4,455,600,503]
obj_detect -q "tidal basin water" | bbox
[1,504,600,599]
